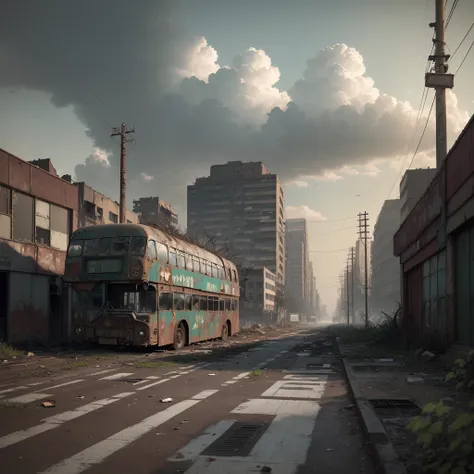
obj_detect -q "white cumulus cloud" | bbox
[175,36,220,82]
[286,205,327,221]
[141,172,154,182]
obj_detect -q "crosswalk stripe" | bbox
[41,390,218,474]
[100,372,134,381]
[0,392,134,449]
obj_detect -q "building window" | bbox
[0,185,12,239]
[422,251,446,330]
[109,212,118,223]
[97,207,103,219]
[12,191,34,242]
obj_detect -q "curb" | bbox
[334,335,407,474]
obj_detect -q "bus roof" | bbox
[70,223,238,273]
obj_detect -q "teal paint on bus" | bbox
[170,267,235,295]
[149,261,160,282]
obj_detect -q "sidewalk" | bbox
[334,330,459,474]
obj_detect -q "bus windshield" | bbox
[107,284,157,313]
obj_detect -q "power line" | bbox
[449,21,474,61]
[445,0,460,28]
[454,39,474,74]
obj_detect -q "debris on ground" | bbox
[208,373,216,376]
[76,395,85,399]
[26,352,35,357]
[42,400,56,408]
[160,397,173,403]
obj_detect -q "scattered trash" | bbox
[76,395,85,399]
[180,420,189,424]
[261,466,272,473]
[160,398,173,403]
[39,365,45,369]
[207,457,216,462]
[326,448,334,452]
[42,400,56,408]
[174,427,180,431]
[344,404,355,410]
[26,352,35,357]
[421,350,436,361]
[208,373,216,376]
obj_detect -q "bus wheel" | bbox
[173,322,186,350]
[221,324,229,341]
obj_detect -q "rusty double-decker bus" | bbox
[64,223,240,349]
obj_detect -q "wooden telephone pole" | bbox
[358,212,370,327]
[112,123,135,224]
[350,246,355,324]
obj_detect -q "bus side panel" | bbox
[149,311,159,345]
[230,310,239,335]
[158,311,175,346]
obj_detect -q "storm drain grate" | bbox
[202,422,269,457]
[369,399,421,418]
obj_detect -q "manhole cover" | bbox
[369,399,421,418]
[202,422,268,457]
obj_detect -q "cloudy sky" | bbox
[1,0,473,314]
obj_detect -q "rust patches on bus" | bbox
[159,265,173,284]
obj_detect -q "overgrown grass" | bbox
[0,342,23,359]
[134,361,177,369]
[336,306,402,347]
[249,369,263,377]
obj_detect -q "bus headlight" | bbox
[138,330,145,337]
[75,327,83,335]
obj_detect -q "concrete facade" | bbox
[242,267,277,322]
[187,161,285,284]
[285,218,309,318]
[0,149,78,343]
[400,168,437,222]
[133,196,178,228]
[371,199,401,316]
[77,182,138,227]
[394,114,474,346]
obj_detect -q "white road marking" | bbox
[323,363,331,368]
[259,375,328,400]
[169,420,236,462]
[135,378,171,391]
[297,352,311,357]
[191,390,218,400]
[41,390,217,474]
[233,372,250,380]
[7,393,53,404]
[132,376,160,386]
[185,399,321,473]
[100,372,134,381]
[89,368,119,377]
[42,379,85,391]
[28,382,46,387]
[0,392,134,449]
[0,385,28,396]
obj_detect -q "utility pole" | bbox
[358,212,370,327]
[345,259,350,325]
[350,246,355,324]
[426,0,453,168]
[111,123,135,223]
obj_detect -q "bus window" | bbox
[177,252,185,269]
[138,288,157,312]
[130,236,146,255]
[147,240,157,260]
[208,296,218,311]
[68,240,83,257]
[231,299,238,311]
[158,292,173,310]
[156,242,168,263]
[200,296,207,311]
[83,239,99,256]
[219,299,225,311]
[205,261,211,276]
[211,264,218,278]
[232,270,237,282]
[192,257,200,273]
[219,266,225,279]
[169,249,177,267]
[98,237,112,255]
[184,294,192,311]
[174,293,185,310]
[112,237,130,255]
[192,294,200,310]
[185,253,192,270]
[225,299,231,311]
[90,284,104,309]
[226,268,232,281]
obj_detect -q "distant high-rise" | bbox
[133,196,178,228]
[371,199,401,314]
[187,161,285,284]
[285,218,309,317]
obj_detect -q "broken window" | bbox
[0,185,12,239]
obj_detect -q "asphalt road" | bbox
[0,326,374,474]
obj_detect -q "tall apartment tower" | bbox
[285,218,309,317]
[187,161,285,284]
